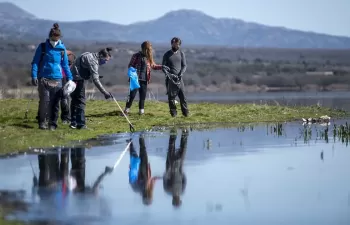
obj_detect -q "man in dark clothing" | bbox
[162,37,189,117]
[163,128,188,207]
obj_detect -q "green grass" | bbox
[0,98,348,154]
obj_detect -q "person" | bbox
[123,41,168,115]
[128,135,161,205]
[162,37,189,117]
[70,48,113,129]
[163,128,188,207]
[70,147,112,194]
[31,23,73,130]
[35,50,75,124]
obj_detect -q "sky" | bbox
[2,0,350,37]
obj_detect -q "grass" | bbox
[0,98,348,154]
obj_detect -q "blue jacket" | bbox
[31,39,73,81]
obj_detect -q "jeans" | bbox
[38,78,63,128]
[70,80,86,127]
[126,80,147,110]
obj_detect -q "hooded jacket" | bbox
[31,39,73,81]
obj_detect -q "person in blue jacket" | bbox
[31,23,73,130]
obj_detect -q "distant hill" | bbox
[1,2,350,49]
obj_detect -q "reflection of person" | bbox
[70,147,112,195]
[163,129,188,207]
[35,148,69,201]
[128,135,161,205]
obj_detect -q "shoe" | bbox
[171,114,177,118]
[62,120,69,124]
[70,124,77,129]
[39,124,48,130]
[77,125,87,130]
[121,110,129,116]
[49,126,56,131]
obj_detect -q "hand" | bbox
[31,78,38,86]
[105,166,113,174]
[104,92,113,99]
[162,65,170,71]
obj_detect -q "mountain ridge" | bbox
[0,2,350,48]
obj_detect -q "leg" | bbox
[48,80,63,129]
[70,147,86,192]
[60,96,70,123]
[38,154,49,187]
[70,82,78,127]
[165,77,169,95]
[75,81,86,128]
[60,148,69,180]
[138,81,147,114]
[138,135,149,181]
[125,88,138,113]
[38,79,50,129]
[168,92,178,117]
[177,85,189,117]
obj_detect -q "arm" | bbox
[151,63,162,70]
[128,54,138,68]
[178,51,187,76]
[89,61,109,95]
[61,50,73,81]
[31,44,42,79]
[92,170,109,192]
[162,53,170,75]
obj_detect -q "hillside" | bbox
[0,2,350,48]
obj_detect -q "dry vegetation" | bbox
[1,40,350,98]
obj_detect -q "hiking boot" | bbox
[77,125,88,130]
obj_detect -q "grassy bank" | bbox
[0,98,348,154]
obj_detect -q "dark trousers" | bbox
[167,81,189,116]
[38,78,63,128]
[70,80,86,127]
[70,147,86,192]
[126,80,147,110]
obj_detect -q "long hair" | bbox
[141,41,154,66]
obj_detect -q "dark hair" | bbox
[171,37,182,45]
[99,47,113,58]
[49,23,61,38]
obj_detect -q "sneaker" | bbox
[77,125,88,130]
[62,120,69,125]
[70,124,77,129]
[171,114,177,118]
[49,126,56,131]
[121,110,129,117]
[39,124,48,130]
[139,109,145,116]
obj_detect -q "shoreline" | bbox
[0,99,348,154]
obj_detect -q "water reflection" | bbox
[128,134,161,206]
[0,122,350,225]
[163,128,188,208]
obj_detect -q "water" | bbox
[0,122,350,225]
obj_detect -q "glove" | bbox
[31,78,38,86]
[104,92,113,99]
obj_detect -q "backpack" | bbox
[77,52,92,80]
[38,43,76,72]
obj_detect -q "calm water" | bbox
[110,91,350,111]
[0,121,350,225]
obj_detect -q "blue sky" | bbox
[2,0,350,37]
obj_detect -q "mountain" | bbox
[1,2,350,49]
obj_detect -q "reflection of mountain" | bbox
[1,2,350,48]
